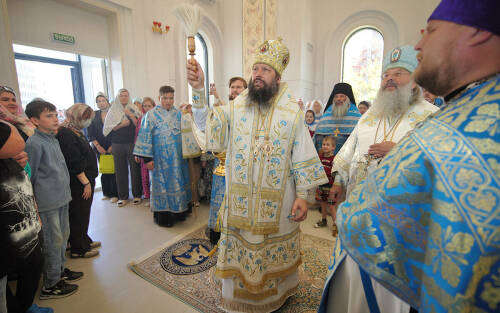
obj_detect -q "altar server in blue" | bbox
[318,0,500,312]
[134,86,191,227]
[314,83,360,153]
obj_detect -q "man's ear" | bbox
[466,28,493,47]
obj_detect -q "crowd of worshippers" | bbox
[0,76,248,311]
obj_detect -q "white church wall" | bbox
[316,0,440,103]
[7,0,110,58]
[0,0,19,93]
[276,0,440,104]
[4,0,225,103]
[276,0,314,101]
[2,0,441,107]
[220,0,243,97]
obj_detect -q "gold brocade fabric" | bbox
[213,152,226,176]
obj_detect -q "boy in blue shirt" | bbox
[25,100,82,299]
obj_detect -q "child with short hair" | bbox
[305,109,316,137]
[25,100,82,299]
[314,136,338,236]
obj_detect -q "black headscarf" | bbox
[324,82,356,112]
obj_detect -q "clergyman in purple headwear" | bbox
[318,0,500,313]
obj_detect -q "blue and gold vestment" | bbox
[134,106,191,213]
[320,74,500,313]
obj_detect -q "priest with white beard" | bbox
[319,45,439,313]
[330,45,440,198]
[314,83,360,154]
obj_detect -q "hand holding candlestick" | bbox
[174,3,202,67]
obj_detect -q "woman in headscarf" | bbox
[102,88,142,207]
[0,86,35,141]
[132,97,143,115]
[56,103,101,258]
[87,93,118,203]
[0,101,51,313]
[311,99,324,130]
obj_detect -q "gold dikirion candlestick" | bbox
[187,36,196,62]
[174,3,202,66]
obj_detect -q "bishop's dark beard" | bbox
[247,78,279,110]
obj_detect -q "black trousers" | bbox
[101,173,118,198]
[112,143,142,200]
[68,181,95,254]
[6,233,43,313]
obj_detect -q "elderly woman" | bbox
[56,104,101,258]
[88,93,118,203]
[0,86,34,141]
[103,89,142,207]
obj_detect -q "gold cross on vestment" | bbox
[333,128,340,137]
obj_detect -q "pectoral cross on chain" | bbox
[333,128,340,137]
[356,153,381,184]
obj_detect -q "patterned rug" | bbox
[129,226,335,313]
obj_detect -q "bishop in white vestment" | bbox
[188,39,328,313]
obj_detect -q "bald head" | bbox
[414,20,500,96]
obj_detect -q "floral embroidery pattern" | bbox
[218,233,300,280]
[347,213,382,249]
[464,103,499,136]
[426,224,474,287]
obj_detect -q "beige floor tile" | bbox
[34,191,334,313]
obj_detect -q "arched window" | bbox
[188,33,211,106]
[342,28,384,103]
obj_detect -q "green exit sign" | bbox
[51,32,75,45]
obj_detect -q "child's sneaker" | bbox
[332,224,338,237]
[39,280,78,299]
[61,268,83,282]
[26,304,54,313]
[314,219,328,228]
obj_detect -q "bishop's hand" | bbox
[186,59,205,90]
[290,198,308,222]
[368,141,396,158]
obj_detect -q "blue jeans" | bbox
[39,204,70,288]
[0,275,6,313]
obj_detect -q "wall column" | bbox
[0,0,19,96]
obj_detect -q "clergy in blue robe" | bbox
[134,86,191,227]
[319,1,500,312]
[314,83,361,154]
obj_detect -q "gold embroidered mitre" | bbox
[253,38,289,76]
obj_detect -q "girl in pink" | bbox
[134,97,156,205]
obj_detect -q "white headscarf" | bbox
[102,89,140,136]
